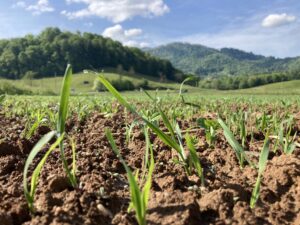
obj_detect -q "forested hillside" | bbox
[0,27,181,81]
[146,42,300,76]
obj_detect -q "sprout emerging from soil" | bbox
[57,64,77,187]
[98,75,204,181]
[105,128,155,225]
[218,118,253,168]
[23,65,77,213]
[23,131,64,212]
[250,137,269,208]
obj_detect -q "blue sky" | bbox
[2,0,300,57]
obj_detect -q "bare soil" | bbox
[0,111,299,225]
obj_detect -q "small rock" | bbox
[97,204,113,218]
[48,176,70,192]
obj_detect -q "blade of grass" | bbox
[23,131,56,212]
[185,133,205,186]
[98,75,185,161]
[69,137,78,186]
[218,118,253,168]
[30,134,65,203]
[105,129,144,225]
[57,64,72,135]
[98,75,135,113]
[159,109,176,140]
[250,138,269,208]
[57,64,76,187]
[141,136,154,219]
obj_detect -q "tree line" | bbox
[199,69,300,90]
[0,27,182,81]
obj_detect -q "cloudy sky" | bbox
[2,0,300,57]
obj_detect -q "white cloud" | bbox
[178,21,300,58]
[27,0,54,15]
[124,28,143,38]
[62,0,169,23]
[13,0,54,15]
[102,24,149,48]
[262,13,296,28]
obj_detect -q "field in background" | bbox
[0,72,191,95]
[1,72,300,96]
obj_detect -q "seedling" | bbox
[197,118,218,147]
[23,131,64,212]
[218,118,253,168]
[106,129,154,225]
[57,64,77,187]
[185,133,205,186]
[23,65,77,212]
[250,137,269,208]
[273,117,297,154]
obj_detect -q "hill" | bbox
[146,42,300,76]
[233,80,300,95]
[0,28,182,81]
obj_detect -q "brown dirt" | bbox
[0,110,299,225]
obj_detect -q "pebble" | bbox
[97,204,113,218]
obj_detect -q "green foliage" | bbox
[197,118,218,147]
[199,72,300,90]
[250,138,269,208]
[278,117,297,154]
[23,110,46,139]
[218,118,252,168]
[98,74,207,177]
[105,129,154,225]
[147,42,297,77]
[57,64,77,187]
[23,65,78,213]
[23,131,64,212]
[0,27,179,81]
[0,81,32,95]
[185,133,205,186]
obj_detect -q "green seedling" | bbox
[218,118,253,168]
[239,113,247,149]
[23,131,64,212]
[278,117,297,154]
[98,75,204,180]
[97,76,187,168]
[23,111,47,139]
[57,64,77,187]
[106,129,154,225]
[70,137,77,182]
[250,137,269,208]
[197,118,218,147]
[23,65,78,213]
[125,120,139,144]
[179,77,201,108]
[185,133,205,186]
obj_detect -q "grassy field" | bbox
[1,71,300,96]
[0,72,194,95]
[233,80,300,95]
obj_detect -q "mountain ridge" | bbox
[145,42,300,76]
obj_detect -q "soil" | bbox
[0,109,299,225]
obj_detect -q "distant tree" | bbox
[0,27,180,81]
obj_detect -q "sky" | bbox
[2,0,300,58]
